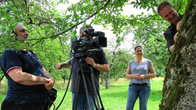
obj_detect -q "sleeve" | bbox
[128,61,131,68]
[0,50,22,74]
[128,60,134,69]
[148,59,152,67]
[100,49,108,64]
[164,33,174,52]
[164,25,176,54]
[147,59,152,73]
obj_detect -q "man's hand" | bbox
[174,32,178,41]
[174,20,181,42]
[177,20,182,30]
[56,63,63,70]
[85,57,95,67]
[44,78,55,90]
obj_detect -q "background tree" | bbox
[102,47,132,88]
[109,49,133,80]
[159,0,196,109]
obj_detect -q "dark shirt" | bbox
[0,49,47,104]
[70,48,108,94]
[164,23,177,53]
[164,15,183,53]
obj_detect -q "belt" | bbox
[132,83,146,86]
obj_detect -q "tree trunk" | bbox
[100,74,104,85]
[105,71,110,89]
[159,0,196,109]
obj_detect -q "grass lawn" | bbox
[0,78,163,110]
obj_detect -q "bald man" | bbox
[1,23,55,110]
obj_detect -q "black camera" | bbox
[79,28,107,47]
[73,28,107,56]
[72,28,107,68]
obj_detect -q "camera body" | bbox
[73,28,107,56]
[72,28,107,69]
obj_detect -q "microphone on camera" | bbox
[61,57,74,67]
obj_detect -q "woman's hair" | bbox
[134,45,142,51]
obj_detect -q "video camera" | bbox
[73,28,107,58]
[61,28,107,69]
[71,28,107,69]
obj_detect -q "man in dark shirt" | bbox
[1,22,55,110]
[157,1,182,53]
[56,25,110,110]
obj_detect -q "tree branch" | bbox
[30,0,111,46]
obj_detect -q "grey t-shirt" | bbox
[128,58,152,87]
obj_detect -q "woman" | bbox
[125,46,156,110]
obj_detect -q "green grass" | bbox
[0,78,163,110]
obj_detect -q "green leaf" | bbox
[131,1,135,4]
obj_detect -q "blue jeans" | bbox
[72,93,95,110]
[126,84,151,110]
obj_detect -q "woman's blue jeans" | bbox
[72,93,95,110]
[126,84,151,110]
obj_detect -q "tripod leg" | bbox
[73,69,81,110]
[85,74,99,110]
[89,69,101,109]
[95,85,105,110]
[81,71,92,110]
[82,67,104,110]
[90,67,105,110]
[74,66,105,110]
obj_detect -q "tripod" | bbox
[72,61,104,110]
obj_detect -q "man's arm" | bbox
[164,32,175,54]
[92,63,110,73]
[56,61,72,70]
[42,67,55,90]
[171,20,182,53]
[42,67,55,81]
[85,57,110,73]
[8,68,49,86]
[169,45,175,53]
[171,21,182,53]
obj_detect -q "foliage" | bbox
[0,0,187,48]
[0,0,189,84]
